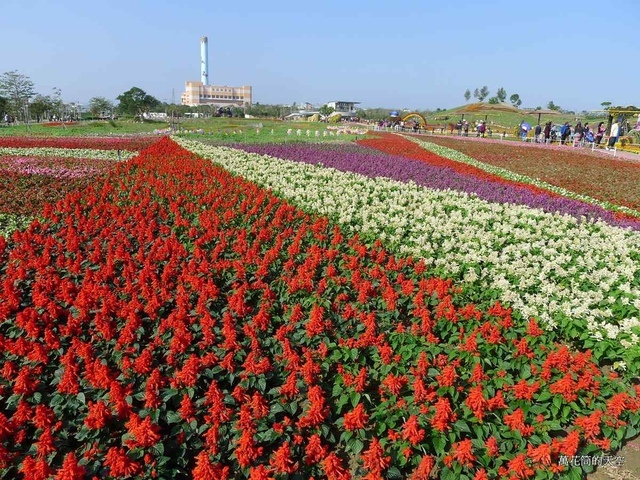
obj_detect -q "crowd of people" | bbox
[519,119,625,149]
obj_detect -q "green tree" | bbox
[473,88,480,100]
[496,87,507,103]
[601,101,611,110]
[0,96,9,117]
[478,86,490,101]
[88,97,114,119]
[51,87,65,120]
[510,94,522,107]
[464,89,471,102]
[547,101,561,111]
[0,70,36,121]
[116,87,160,118]
[488,97,499,104]
[319,104,335,118]
[29,94,53,122]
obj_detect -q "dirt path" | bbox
[588,438,640,479]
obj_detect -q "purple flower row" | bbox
[234,143,640,231]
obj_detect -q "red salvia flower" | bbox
[35,429,56,458]
[549,374,578,402]
[606,392,629,418]
[507,453,535,479]
[85,401,112,430]
[451,438,476,468]
[470,363,488,383]
[487,390,508,411]
[504,408,534,437]
[126,415,161,448]
[512,380,540,401]
[103,447,141,477]
[343,403,369,431]
[304,434,327,466]
[270,442,297,474]
[431,397,456,432]
[402,415,425,445]
[323,452,351,480]
[54,453,86,480]
[249,465,275,480]
[178,394,196,423]
[192,451,230,480]
[527,442,553,466]
[297,385,328,428]
[362,438,390,475]
[410,455,435,479]
[19,456,52,480]
[485,437,499,457]
[473,468,489,480]
[306,304,326,338]
[381,373,408,396]
[465,385,487,422]
[574,410,603,440]
[435,365,458,388]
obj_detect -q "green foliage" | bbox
[547,101,561,111]
[0,95,9,115]
[496,87,507,102]
[27,94,54,122]
[464,89,471,102]
[0,70,36,120]
[319,104,335,117]
[116,86,160,118]
[0,213,33,238]
[479,86,490,101]
[88,96,115,119]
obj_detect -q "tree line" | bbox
[463,86,522,107]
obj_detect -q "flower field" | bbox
[1,135,640,479]
[0,137,147,237]
[412,135,640,213]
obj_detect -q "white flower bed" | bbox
[0,147,135,161]
[406,136,640,218]
[178,138,640,345]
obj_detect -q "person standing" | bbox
[561,122,571,145]
[607,120,619,149]
[574,122,584,143]
[534,123,542,142]
[519,121,528,141]
[595,122,606,145]
[544,121,552,143]
[463,120,469,136]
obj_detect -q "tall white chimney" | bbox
[200,36,209,85]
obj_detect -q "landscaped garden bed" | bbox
[0,135,639,479]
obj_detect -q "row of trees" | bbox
[0,70,166,123]
[463,86,522,107]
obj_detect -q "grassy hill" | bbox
[422,104,608,132]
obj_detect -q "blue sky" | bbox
[2,0,638,111]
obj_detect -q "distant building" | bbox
[327,101,360,118]
[181,82,252,108]
[181,36,252,108]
